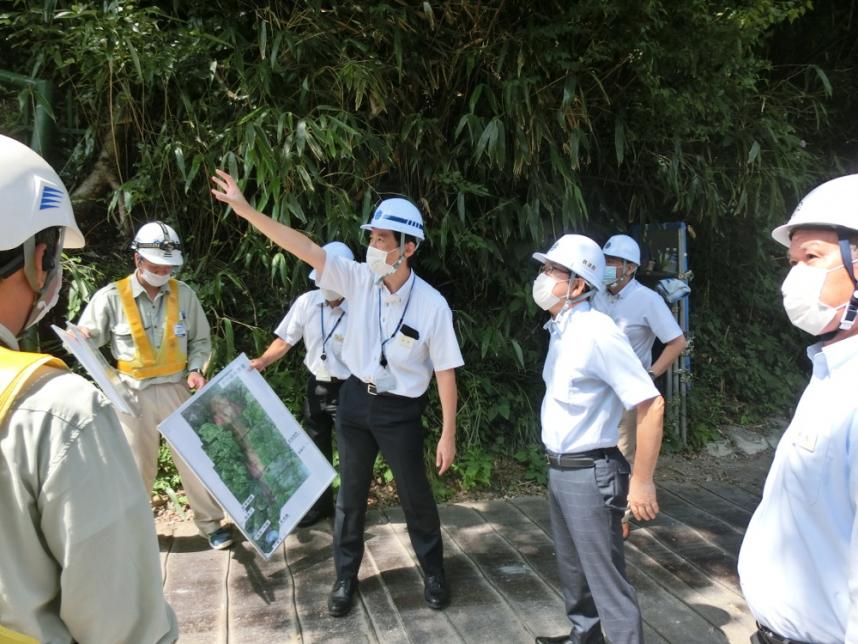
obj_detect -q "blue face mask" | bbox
[602,266,619,285]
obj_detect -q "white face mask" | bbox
[366,245,397,279]
[24,266,62,329]
[139,267,172,288]
[321,288,342,302]
[532,272,566,311]
[781,262,847,335]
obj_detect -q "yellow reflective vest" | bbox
[0,346,67,426]
[114,276,186,380]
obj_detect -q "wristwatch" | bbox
[647,369,657,380]
[189,368,203,375]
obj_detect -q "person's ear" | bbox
[570,276,587,298]
[403,240,418,258]
[33,242,49,289]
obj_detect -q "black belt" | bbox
[754,623,812,644]
[546,447,620,469]
[353,376,415,401]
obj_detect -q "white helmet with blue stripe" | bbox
[0,134,84,252]
[0,134,85,329]
[359,197,425,241]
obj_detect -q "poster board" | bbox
[51,322,133,415]
[159,354,335,560]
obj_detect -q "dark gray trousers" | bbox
[548,451,643,643]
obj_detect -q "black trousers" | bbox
[302,375,341,515]
[333,375,443,580]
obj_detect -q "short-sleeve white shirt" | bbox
[592,279,683,369]
[738,334,858,643]
[541,302,660,454]
[273,290,351,380]
[318,253,464,398]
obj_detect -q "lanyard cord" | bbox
[377,275,416,367]
[319,302,344,361]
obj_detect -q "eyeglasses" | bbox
[540,263,570,278]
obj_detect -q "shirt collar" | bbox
[381,269,416,304]
[544,301,591,333]
[320,292,348,313]
[807,333,858,378]
[607,277,640,301]
[0,322,20,350]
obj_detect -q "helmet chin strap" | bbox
[836,230,858,332]
[558,276,593,315]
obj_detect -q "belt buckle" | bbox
[367,383,378,396]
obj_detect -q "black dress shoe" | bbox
[297,507,332,528]
[534,637,573,644]
[327,578,358,617]
[424,574,450,610]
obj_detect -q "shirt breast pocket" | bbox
[387,326,426,364]
[111,322,136,356]
[784,430,831,505]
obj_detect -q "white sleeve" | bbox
[428,304,465,371]
[644,292,683,343]
[317,252,371,298]
[593,328,660,409]
[846,413,858,641]
[273,293,310,346]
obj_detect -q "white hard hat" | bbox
[360,197,425,241]
[533,234,605,291]
[131,221,183,266]
[772,174,858,247]
[309,241,354,281]
[602,234,640,265]
[0,134,84,252]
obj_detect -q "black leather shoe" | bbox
[424,574,450,610]
[328,578,358,617]
[297,507,332,528]
[534,637,573,644]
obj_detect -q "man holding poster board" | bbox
[77,222,232,550]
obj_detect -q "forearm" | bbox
[632,395,664,481]
[256,339,291,369]
[650,335,687,376]
[435,368,458,437]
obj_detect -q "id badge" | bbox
[315,362,332,382]
[373,365,397,393]
[173,322,186,337]
[398,332,415,350]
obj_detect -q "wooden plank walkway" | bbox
[157,453,772,643]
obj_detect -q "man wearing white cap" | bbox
[738,175,858,643]
[211,170,463,616]
[0,134,177,643]
[251,240,355,526]
[530,234,664,644]
[592,234,686,539]
[77,221,232,549]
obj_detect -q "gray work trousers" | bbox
[548,451,643,643]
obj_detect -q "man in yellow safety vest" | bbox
[0,134,178,643]
[77,222,232,549]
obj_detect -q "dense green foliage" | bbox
[3,1,857,491]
